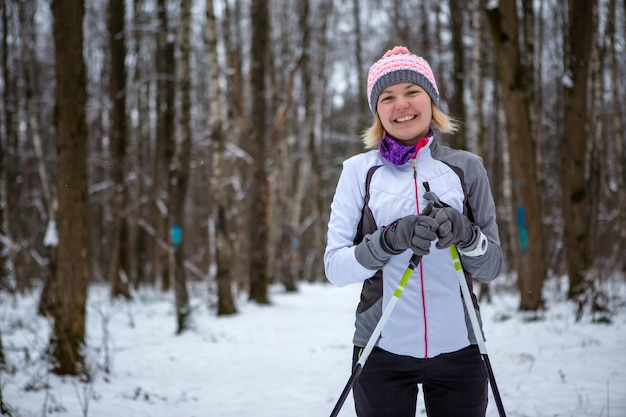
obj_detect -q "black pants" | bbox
[352,345,488,417]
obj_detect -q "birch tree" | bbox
[221,0,252,292]
[206,0,236,315]
[269,0,307,292]
[285,0,313,290]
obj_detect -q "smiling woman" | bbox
[375,83,433,144]
[324,45,504,417]
[362,46,459,149]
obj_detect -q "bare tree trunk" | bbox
[418,1,431,56]
[171,0,192,333]
[0,3,15,292]
[286,0,315,290]
[276,140,297,291]
[270,0,311,292]
[248,0,271,304]
[434,5,445,104]
[127,0,146,288]
[5,2,28,294]
[206,0,236,315]
[130,0,152,288]
[587,10,610,316]
[222,0,251,292]
[521,0,555,288]
[17,1,56,314]
[309,0,333,282]
[108,0,132,300]
[535,0,552,273]
[265,1,288,289]
[154,0,175,291]
[535,0,545,181]
[350,0,366,155]
[470,0,492,302]
[447,0,466,150]
[491,86,515,278]
[17,2,52,215]
[88,2,110,285]
[51,0,90,376]
[470,0,487,155]
[521,0,539,153]
[487,0,547,311]
[561,0,595,304]
[607,0,626,271]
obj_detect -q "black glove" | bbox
[429,206,475,249]
[382,213,438,257]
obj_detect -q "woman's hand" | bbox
[428,207,475,249]
[382,212,438,256]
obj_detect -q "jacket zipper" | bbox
[412,157,429,359]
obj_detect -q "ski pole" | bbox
[424,191,507,417]
[329,253,421,417]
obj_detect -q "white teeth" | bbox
[396,115,415,123]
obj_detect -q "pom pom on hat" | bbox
[366,46,439,114]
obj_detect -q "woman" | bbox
[324,46,504,417]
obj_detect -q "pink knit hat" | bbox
[366,46,439,114]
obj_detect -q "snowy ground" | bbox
[1,275,625,417]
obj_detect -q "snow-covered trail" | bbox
[3,280,625,416]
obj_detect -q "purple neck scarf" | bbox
[380,128,433,165]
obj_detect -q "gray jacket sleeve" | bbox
[458,165,503,283]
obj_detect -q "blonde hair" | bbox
[362,104,460,149]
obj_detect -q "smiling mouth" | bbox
[395,115,416,123]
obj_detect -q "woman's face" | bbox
[377,82,432,145]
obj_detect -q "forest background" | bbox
[0,0,624,378]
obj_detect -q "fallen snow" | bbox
[2,275,625,417]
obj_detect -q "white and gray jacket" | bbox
[324,135,503,359]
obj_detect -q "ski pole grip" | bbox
[424,191,444,208]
